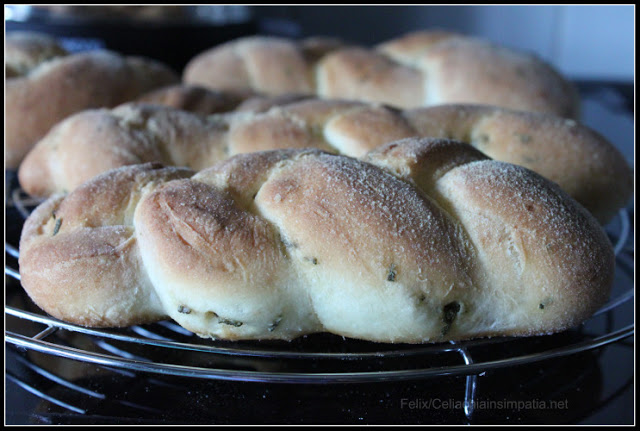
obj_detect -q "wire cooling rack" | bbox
[5,178,634,388]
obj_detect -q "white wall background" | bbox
[263,5,634,82]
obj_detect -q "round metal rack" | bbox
[4,177,634,422]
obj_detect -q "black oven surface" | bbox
[5,70,634,427]
[3,345,632,425]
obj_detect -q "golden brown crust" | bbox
[234,93,315,113]
[432,160,614,337]
[375,30,461,62]
[18,103,228,197]
[19,100,631,223]
[19,163,194,327]
[19,139,615,342]
[316,47,425,108]
[5,31,68,77]
[363,137,490,193]
[184,36,315,96]
[5,34,179,169]
[299,36,346,63]
[404,105,633,223]
[387,35,580,118]
[183,31,579,118]
[136,84,254,115]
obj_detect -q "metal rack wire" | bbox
[5,180,634,422]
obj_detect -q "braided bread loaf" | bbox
[183,31,580,119]
[18,138,614,343]
[18,99,632,223]
[5,31,179,169]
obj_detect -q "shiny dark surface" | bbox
[4,335,634,424]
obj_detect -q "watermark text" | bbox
[400,398,568,411]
